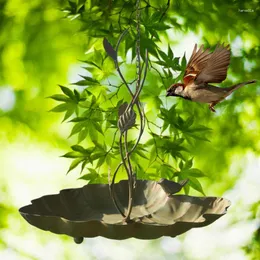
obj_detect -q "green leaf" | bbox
[96,156,105,168]
[135,149,149,159]
[153,23,171,31]
[48,94,70,102]
[168,44,173,60]
[190,125,212,132]
[80,160,88,173]
[74,89,81,101]
[90,95,97,106]
[161,121,169,133]
[69,123,84,137]
[105,154,112,165]
[62,151,82,158]
[92,121,103,135]
[67,158,85,173]
[184,183,190,195]
[181,54,187,69]
[179,160,184,170]
[59,85,74,99]
[91,152,105,161]
[82,61,101,70]
[140,36,159,59]
[184,116,194,128]
[182,168,205,178]
[78,128,88,143]
[73,75,100,86]
[87,168,98,175]
[68,0,77,9]
[89,123,98,141]
[147,28,160,41]
[71,145,86,153]
[189,177,205,195]
[50,103,68,112]
[62,107,75,122]
[149,146,157,164]
[149,11,162,23]
[69,117,88,122]
[79,173,98,181]
[76,0,85,12]
[184,158,193,170]
[158,50,169,62]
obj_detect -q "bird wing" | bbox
[195,44,231,84]
[183,44,212,86]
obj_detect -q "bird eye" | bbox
[175,86,183,94]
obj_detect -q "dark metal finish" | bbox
[19,179,230,240]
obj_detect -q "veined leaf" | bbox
[48,94,70,102]
[168,44,173,60]
[189,177,206,195]
[184,158,193,170]
[179,160,184,170]
[158,50,169,62]
[78,128,88,143]
[49,103,68,112]
[79,173,98,181]
[62,151,83,158]
[96,156,106,168]
[74,89,81,101]
[89,123,98,141]
[92,121,103,135]
[181,168,206,178]
[149,146,157,164]
[71,145,87,154]
[62,106,75,122]
[181,54,187,69]
[59,85,74,100]
[69,117,88,122]
[73,75,100,86]
[69,123,84,137]
[67,158,85,174]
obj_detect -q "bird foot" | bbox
[209,104,216,112]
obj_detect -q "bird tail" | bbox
[227,80,257,93]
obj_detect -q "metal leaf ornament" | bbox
[117,103,137,133]
[103,38,117,61]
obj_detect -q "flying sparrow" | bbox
[166,43,257,112]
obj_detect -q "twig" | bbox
[123,0,142,222]
[114,29,134,98]
[159,0,171,22]
[108,166,125,217]
[123,131,134,222]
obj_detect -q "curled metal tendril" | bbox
[103,0,148,222]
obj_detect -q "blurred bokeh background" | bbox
[0,0,259,259]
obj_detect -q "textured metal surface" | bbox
[19,179,231,240]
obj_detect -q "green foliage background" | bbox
[0,0,259,259]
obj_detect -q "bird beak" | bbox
[166,91,177,97]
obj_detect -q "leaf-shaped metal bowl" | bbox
[19,179,230,241]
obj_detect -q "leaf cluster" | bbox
[51,0,259,196]
[50,39,209,196]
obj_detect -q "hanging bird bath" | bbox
[20,17,231,244]
[19,179,230,243]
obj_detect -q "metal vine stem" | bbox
[104,0,148,222]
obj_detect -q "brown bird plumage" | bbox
[166,43,256,112]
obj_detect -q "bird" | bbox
[166,43,257,112]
